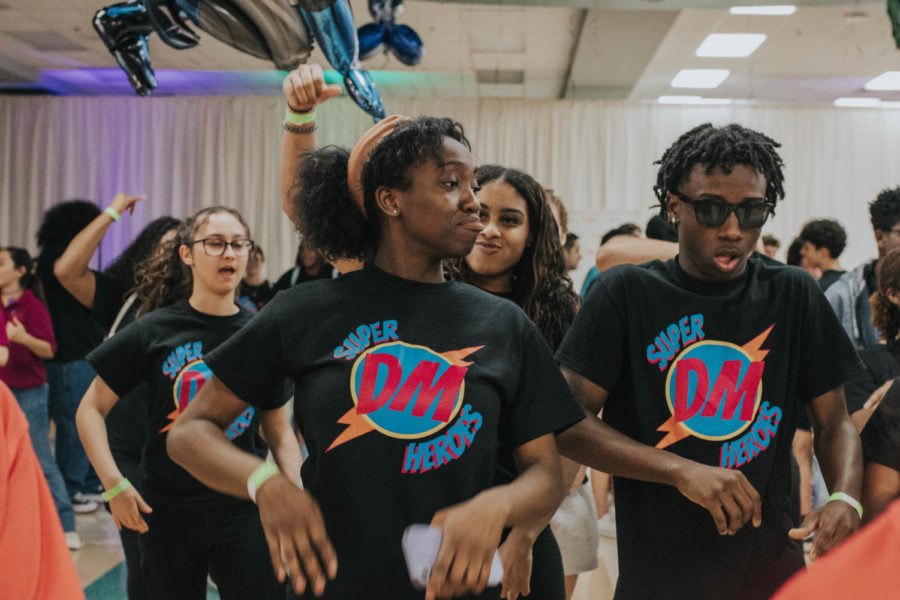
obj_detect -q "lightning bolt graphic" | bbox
[326,408,375,451]
[654,324,774,449]
[158,408,181,433]
[655,417,692,449]
[326,346,484,452]
[742,324,774,362]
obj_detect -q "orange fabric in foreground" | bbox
[774,499,900,600]
[0,380,84,599]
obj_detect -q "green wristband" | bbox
[829,492,863,519]
[285,108,316,125]
[247,462,281,503]
[104,206,121,222]
[103,478,132,502]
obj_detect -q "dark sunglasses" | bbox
[673,193,775,229]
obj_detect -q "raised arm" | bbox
[280,63,341,225]
[790,385,863,559]
[556,366,761,537]
[53,193,143,308]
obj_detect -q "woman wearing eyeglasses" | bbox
[76,206,293,599]
[553,123,864,600]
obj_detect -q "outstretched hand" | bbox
[109,193,144,217]
[789,499,860,561]
[256,474,337,597]
[283,63,342,113]
[674,462,762,535]
[497,526,536,600]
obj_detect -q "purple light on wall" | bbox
[39,68,287,96]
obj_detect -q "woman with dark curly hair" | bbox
[166,64,584,600]
[445,167,591,599]
[35,199,106,518]
[54,192,179,597]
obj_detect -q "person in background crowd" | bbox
[36,200,105,513]
[0,248,77,548]
[238,245,275,313]
[77,207,293,600]
[546,189,569,247]
[563,233,582,274]
[54,193,180,597]
[272,238,335,293]
[786,237,822,279]
[581,223,642,296]
[762,234,780,260]
[0,379,84,600]
[799,219,846,291]
[827,187,900,350]
[554,123,864,599]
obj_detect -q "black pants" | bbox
[140,501,285,600]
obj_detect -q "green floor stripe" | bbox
[84,561,221,600]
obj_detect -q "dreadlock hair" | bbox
[1,247,47,306]
[653,123,786,218]
[293,117,471,262]
[446,165,579,350]
[869,187,900,232]
[132,207,249,316]
[104,216,181,289]
[872,248,900,341]
[799,219,847,260]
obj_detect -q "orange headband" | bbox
[347,114,411,215]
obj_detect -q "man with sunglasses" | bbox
[556,123,863,599]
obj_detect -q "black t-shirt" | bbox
[205,266,584,600]
[272,265,335,293]
[37,245,107,362]
[843,342,900,421]
[862,379,900,472]
[87,300,277,511]
[818,269,845,292]
[556,257,861,600]
[92,271,130,331]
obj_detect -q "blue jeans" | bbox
[46,359,99,497]
[12,384,76,532]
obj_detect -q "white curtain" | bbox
[2,94,898,278]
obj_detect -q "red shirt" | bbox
[0,290,57,389]
[0,380,84,599]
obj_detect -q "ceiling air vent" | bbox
[475,70,525,85]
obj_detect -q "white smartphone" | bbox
[401,524,504,591]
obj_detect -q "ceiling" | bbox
[0,0,898,105]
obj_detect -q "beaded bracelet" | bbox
[282,121,317,135]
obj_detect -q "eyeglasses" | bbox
[190,238,254,257]
[673,193,775,229]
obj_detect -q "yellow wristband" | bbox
[102,478,132,502]
[285,108,316,125]
[247,462,281,504]
[104,206,121,222]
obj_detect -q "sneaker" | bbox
[80,487,106,504]
[65,531,84,550]
[71,493,99,514]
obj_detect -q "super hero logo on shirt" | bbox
[329,320,483,474]
[645,316,781,468]
[159,341,254,440]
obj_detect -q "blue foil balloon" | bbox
[357,0,423,67]
[297,0,386,121]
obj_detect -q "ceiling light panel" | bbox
[671,69,730,89]
[864,71,900,91]
[729,6,797,16]
[696,34,766,58]
[658,96,733,105]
